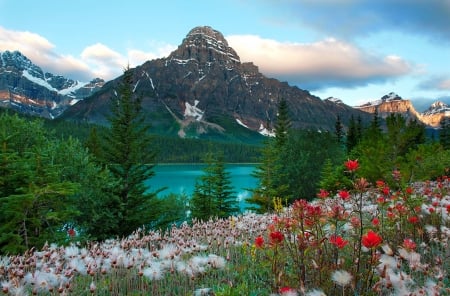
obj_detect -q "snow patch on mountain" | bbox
[423,101,450,115]
[184,100,204,121]
[258,123,275,137]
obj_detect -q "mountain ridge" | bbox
[0,50,104,118]
[62,26,373,139]
[355,92,449,128]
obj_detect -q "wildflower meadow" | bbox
[0,160,449,295]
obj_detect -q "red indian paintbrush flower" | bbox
[254,236,264,248]
[362,230,382,248]
[329,234,348,249]
[403,238,416,251]
[269,231,284,245]
[317,189,330,199]
[338,190,351,200]
[344,159,359,172]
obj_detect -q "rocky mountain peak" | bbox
[423,101,450,115]
[168,26,240,67]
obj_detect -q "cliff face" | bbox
[355,92,449,128]
[63,26,372,139]
[0,50,104,118]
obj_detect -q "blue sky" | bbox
[0,0,449,110]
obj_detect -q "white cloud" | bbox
[0,27,171,81]
[227,34,412,89]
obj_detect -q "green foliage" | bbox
[400,143,450,182]
[0,113,79,254]
[439,115,450,149]
[281,130,345,200]
[248,138,288,213]
[100,68,162,237]
[191,152,238,220]
[351,114,427,184]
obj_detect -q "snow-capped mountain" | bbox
[0,50,104,118]
[63,26,372,139]
[355,93,449,128]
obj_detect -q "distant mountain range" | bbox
[0,50,104,119]
[355,92,449,128]
[1,26,448,140]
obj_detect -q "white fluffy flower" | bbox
[331,270,353,287]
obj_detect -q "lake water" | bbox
[145,164,258,211]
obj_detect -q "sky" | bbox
[0,0,449,110]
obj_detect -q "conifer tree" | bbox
[102,67,160,237]
[191,152,237,220]
[249,99,291,212]
[346,115,358,153]
[334,114,344,144]
[439,116,450,150]
[274,98,291,148]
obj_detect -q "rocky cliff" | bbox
[355,92,449,128]
[63,26,372,139]
[0,51,104,118]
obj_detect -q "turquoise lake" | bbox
[145,164,258,210]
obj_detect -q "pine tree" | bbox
[346,115,358,153]
[190,152,237,220]
[102,67,160,237]
[248,99,292,213]
[274,98,291,148]
[439,116,450,149]
[335,114,344,144]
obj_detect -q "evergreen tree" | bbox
[365,108,383,140]
[335,114,344,144]
[346,115,358,153]
[439,116,450,149]
[249,100,292,212]
[101,68,161,237]
[191,152,237,220]
[274,98,291,148]
[85,126,102,159]
[247,139,281,213]
[0,114,78,254]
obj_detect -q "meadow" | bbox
[0,161,449,295]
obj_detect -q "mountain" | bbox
[355,92,449,128]
[0,50,104,118]
[63,26,372,140]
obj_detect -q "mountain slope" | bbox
[63,26,372,139]
[0,50,104,118]
[355,92,449,128]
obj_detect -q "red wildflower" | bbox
[338,190,351,200]
[408,216,419,224]
[344,159,359,172]
[67,228,76,237]
[362,230,382,249]
[376,180,385,188]
[329,234,348,249]
[403,238,416,251]
[254,236,264,248]
[372,217,380,227]
[382,186,390,196]
[446,204,450,213]
[279,287,296,294]
[405,187,413,194]
[269,231,284,245]
[317,189,330,199]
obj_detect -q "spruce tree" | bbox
[102,67,160,237]
[334,114,344,144]
[274,98,291,148]
[191,152,237,220]
[439,116,450,150]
